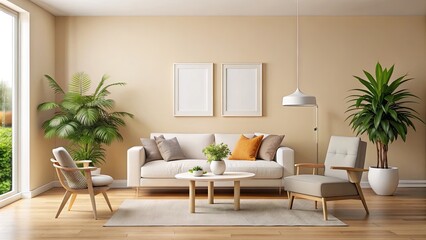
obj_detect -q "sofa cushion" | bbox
[140,138,163,162]
[151,133,214,159]
[141,159,283,179]
[229,135,264,161]
[154,135,186,161]
[214,133,254,153]
[284,175,358,197]
[257,135,285,161]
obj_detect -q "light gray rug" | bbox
[104,199,346,226]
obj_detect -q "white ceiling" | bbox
[30,0,426,16]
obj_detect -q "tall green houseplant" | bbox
[346,63,423,169]
[38,72,133,165]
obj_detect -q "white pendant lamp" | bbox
[282,0,317,107]
[282,0,319,163]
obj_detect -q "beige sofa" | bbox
[127,133,294,192]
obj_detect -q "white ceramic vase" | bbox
[210,160,226,175]
[368,166,399,195]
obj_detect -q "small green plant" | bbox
[188,166,206,174]
[202,143,230,163]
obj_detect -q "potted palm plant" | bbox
[38,72,133,167]
[202,143,230,175]
[346,63,423,195]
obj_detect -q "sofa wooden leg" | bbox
[288,193,295,209]
[322,198,328,221]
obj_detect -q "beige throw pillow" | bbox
[154,135,186,161]
[257,135,285,161]
[140,138,163,162]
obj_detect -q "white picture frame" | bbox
[174,63,213,116]
[222,63,262,116]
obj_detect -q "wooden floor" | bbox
[0,187,425,240]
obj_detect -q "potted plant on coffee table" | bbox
[38,72,133,168]
[346,63,423,195]
[202,143,230,175]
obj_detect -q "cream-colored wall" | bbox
[7,0,56,190]
[55,16,426,180]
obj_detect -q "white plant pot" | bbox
[210,160,226,175]
[368,166,399,195]
[192,170,204,177]
[91,168,101,176]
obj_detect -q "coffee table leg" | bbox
[208,181,214,204]
[189,180,195,213]
[234,180,240,210]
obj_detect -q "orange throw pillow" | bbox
[228,135,264,161]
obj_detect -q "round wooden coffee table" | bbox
[175,172,255,213]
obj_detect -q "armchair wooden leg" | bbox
[288,192,295,209]
[56,191,72,218]
[355,183,369,214]
[321,198,328,221]
[102,192,113,212]
[68,193,77,211]
[87,187,98,220]
[315,201,318,209]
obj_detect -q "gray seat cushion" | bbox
[284,175,358,197]
[91,174,114,187]
[141,159,284,179]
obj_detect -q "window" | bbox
[0,5,18,199]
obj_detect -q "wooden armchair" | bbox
[52,147,114,219]
[284,136,369,220]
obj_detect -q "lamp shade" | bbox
[282,88,317,106]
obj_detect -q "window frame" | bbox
[0,4,19,200]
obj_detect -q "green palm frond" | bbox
[75,107,100,126]
[69,72,91,95]
[96,82,126,98]
[37,102,60,111]
[44,75,64,94]
[94,74,109,96]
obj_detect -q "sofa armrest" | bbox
[276,147,295,177]
[127,146,146,187]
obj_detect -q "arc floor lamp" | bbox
[282,0,319,163]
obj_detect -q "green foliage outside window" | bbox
[0,127,12,195]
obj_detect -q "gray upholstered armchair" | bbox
[284,136,369,220]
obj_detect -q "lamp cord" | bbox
[296,0,299,89]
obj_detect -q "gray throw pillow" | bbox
[154,135,186,161]
[140,138,163,162]
[257,135,285,161]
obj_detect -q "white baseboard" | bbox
[110,180,128,188]
[361,180,426,188]
[21,179,128,199]
[22,181,58,199]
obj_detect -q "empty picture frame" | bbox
[174,63,213,116]
[222,63,262,116]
